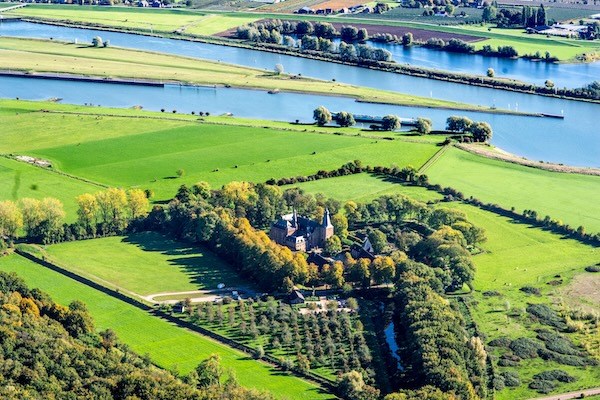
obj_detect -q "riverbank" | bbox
[455,143,600,176]
[0,36,542,115]
[13,16,600,104]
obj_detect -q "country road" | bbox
[531,387,600,400]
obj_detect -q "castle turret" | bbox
[321,208,333,229]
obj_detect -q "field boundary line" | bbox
[13,248,339,396]
[1,154,109,189]
[417,143,450,174]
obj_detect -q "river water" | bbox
[0,21,598,167]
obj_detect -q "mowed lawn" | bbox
[45,232,247,296]
[427,147,600,234]
[0,157,101,220]
[286,173,444,203]
[0,255,333,400]
[26,122,438,201]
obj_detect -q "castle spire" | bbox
[322,208,333,228]
[292,208,298,227]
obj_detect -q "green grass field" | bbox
[1,101,439,202]
[0,156,102,220]
[0,254,333,399]
[45,231,248,296]
[286,173,444,203]
[6,5,259,35]
[427,147,600,234]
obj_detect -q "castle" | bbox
[269,209,334,252]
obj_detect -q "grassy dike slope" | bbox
[0,37,488,111]
[427,147,600,234]
[0,254,334,400]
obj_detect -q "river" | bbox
[0,20,598,167]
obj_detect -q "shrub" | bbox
[501,371,520,387]
[537,330,583,356]
[529,379,556,394]
[527,304,567,330]
[488,337,511,348]
[509,337,542,359]
[493,376,505,390]
[498,353,521,366]
[482,290,502,298]
[585,264,600,273]
[520,286,541,296]
[533,370,577,383]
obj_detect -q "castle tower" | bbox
[315,208,334,248]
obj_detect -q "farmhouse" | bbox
[269,209,334,251]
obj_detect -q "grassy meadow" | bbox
[1,100,439,203]
[0,37,486,111]
[5,5,258,35]
[452,203,600,399]
[285,173,444,203]
[44,231,248,296]
[426,147,600,234]
[0,156,102,220]
[0,255,333,400]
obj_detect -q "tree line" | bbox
[0,188,149,246]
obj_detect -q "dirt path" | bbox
[530,387,600,400]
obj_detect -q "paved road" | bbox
[531,387,600,400]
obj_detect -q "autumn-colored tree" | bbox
[0,200,23,239]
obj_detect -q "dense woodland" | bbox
[0,271,273,400]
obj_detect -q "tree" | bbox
[192,181,211,199]
[414,117,432,135]
[545,79,555,89]
[487,68,495,77]
[339,42,357,62]
[445,4,455,15]
[446,116,473,133]
[367,229,388,253]
[95,188,128,232]
[340,26,359,42]
[536,4,546,26]
[469,121,493,142]
[482,6,497,22]
[0,200,22,239]
[382,115,401,131]
[338,370,380,400]
[334,111,355,127]
[357,28,369,42]
[348,258,371,287]
[402,32,413,46]
[296,20,314,35]
[274,63,284,75]
[76,193,98,232]
[313,106,332,126]
[322,261,345,288]
[176,168,185,178]
[20,198,43,238]
[127,189,149,219]
[324,235,342,256]
[332,213,349,240]
[371,256,396,284]
[195,354,223,388]
[91,36,103,47]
